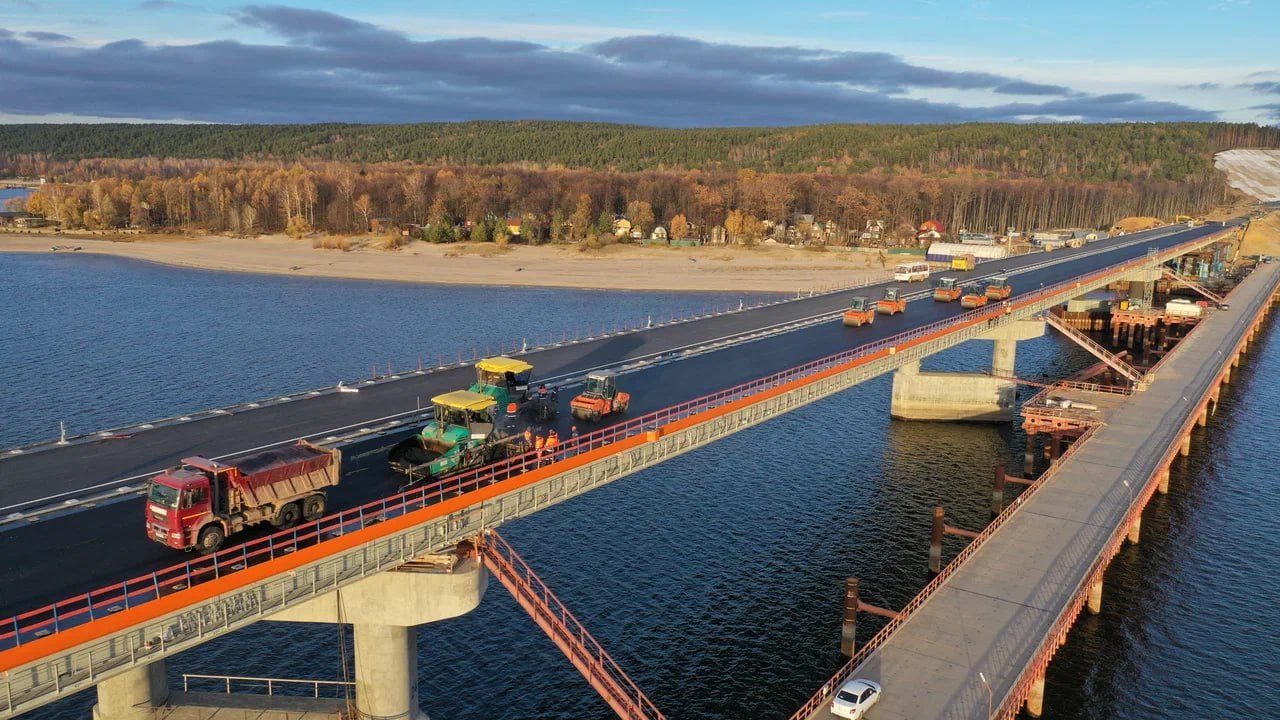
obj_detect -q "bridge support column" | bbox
[1223,366,1232,384]
[1127,517,1142,545]
[1026,672,1046,718]
[1087,579,1104,615]
[840,578,859,657]
[992,337,1017,378]
[1024,436,1037,477]
[1197,406,1208,427]
[992,464,1007,515]
[929,507,945,575]
[353,623,424,720]
[271,549,488,720]
[92,660,168,720]
[1157,467,1170,494]
[1180,433,1192,457]
[888,321,1043,422]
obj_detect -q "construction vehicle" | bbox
[388,391,522,482]
[986,276,1013,300]
[842,296,877,327]
[875,287,907,315]
[933,277,963,302]
[570,371,630,422]
[470,356,556,421]
[145,441,340,553]
[950,253,976,271]
[960,283,990,309]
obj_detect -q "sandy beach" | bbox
[0,233,897,292]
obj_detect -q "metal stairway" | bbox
[1041,312,1143,385]
[1161,267,1225,305]
[479,530,667,720]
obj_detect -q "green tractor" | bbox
[470,356,557,422]
[388,391,522,483]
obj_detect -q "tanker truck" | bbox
[145,440,341,554]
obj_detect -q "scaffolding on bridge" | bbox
[478,530,667,720]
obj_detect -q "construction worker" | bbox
[546,430,559,461]
[504,402,519,435]
[534,434,546,466]
[522,427,533,450]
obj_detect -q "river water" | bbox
[3,253,1276,720]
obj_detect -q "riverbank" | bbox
[0,233,895,292]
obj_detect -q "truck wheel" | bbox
[276,502,302,529]
[302,495,326,521]
[197,525,225,555]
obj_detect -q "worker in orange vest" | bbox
[522,428,533,450]
[546,430,559,460]
[534,434,546,465]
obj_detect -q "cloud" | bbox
[23,31,73,42]
[0,7,1220,126]
[587,35,1077,97]
[135,0,203,10]
[1244,81,1280,95]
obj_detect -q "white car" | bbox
[830,678,881,718]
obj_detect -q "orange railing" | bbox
[993,259,1278,717]
[0,229,1229,665]
[480,530,666,720]
[786,423,1100,720]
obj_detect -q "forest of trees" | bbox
[4,121,1274,243]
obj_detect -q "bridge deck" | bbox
[808,261,1277,720]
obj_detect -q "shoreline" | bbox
[0,233,897,293]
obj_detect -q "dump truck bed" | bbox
[228,442,340,507]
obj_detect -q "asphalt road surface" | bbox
[0,224,1222,618]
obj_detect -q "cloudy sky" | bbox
[0,0,1277,126]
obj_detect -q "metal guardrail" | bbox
[0,273,882,457]
[0,229,1229,718]
[786,422,1101,720]
[180,673,354,698]
[0,225,1195,525]
[992,261,1280,718]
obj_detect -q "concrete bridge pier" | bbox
[353,623,422,720]
[92,660,168,720]
[1087,579,1105,615]
[271,549,489,720]
[1157,467,1171,494]
[890,320,1045,422]
[1026,672,1047,718]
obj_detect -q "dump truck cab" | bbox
[470,357,533,408]
[933,277,962,302]
[876,287,907,315]
[842,295,876,327]
[146,461,219,549]
[951,254,976,271]
[986,276,1012,300]
[571,371,631,422]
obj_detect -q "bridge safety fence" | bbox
[0,230,1228,653]
[993,260,1279,718]
[785,422,1101,720]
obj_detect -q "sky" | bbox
[0,0,1277,126]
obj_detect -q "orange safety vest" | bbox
[535,436,545,450]
[523,429,533,445]
[546,435,558,450]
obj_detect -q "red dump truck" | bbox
[145,441,341,553]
